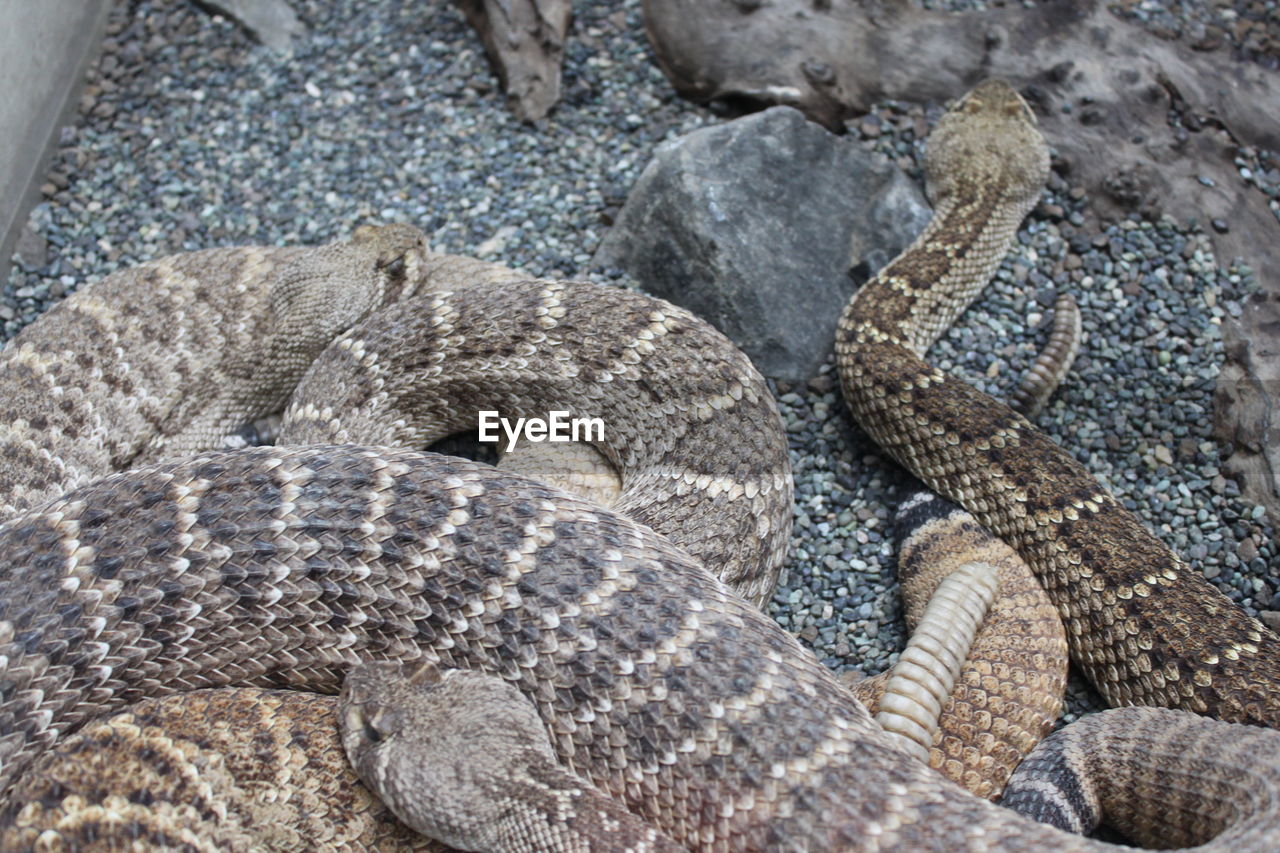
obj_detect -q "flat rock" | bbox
[592,106,929,380]
[1214,293,1280,526]
[197,0,306,51]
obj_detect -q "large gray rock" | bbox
[593,106,930,380]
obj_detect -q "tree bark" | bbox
[457,0,574,122]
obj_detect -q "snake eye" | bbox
[380,255,407,283]
[346,706,388,745]
[363,717,383,744]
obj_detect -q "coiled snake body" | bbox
[0,81,1277,850]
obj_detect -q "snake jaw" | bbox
[340,661,406,747]
[338,662,580,850]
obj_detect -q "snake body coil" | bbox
[0,79,1278,850]
[4,446,1280,851]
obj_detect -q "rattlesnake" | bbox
[4,445,1278,851]
[0,79,1278,851]
[343,662,686,852]
[0,232,792,847]
[341,79,1280,848]
[0,223,428,517]
[835,78,1280,726]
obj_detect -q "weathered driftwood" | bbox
[457,0,573,121]
[642,0,1279,277]
[1215,298,1280,531]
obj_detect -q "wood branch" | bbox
[642,0,1280,277]
[457,0,574,122]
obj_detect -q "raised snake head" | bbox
[924,79,1051,217]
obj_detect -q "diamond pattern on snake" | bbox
[0,80,1278,851]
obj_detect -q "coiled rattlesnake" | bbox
[0,79,1277,851]
[341,78,1280,849]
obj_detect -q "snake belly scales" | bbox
[0,79,1276,851]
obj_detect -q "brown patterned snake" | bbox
[0,224,428,517]
[343,662,686,852]
[836,298,1080,797]
[1,79,1278,851]
[841,293,1078,795]
[835,79,1280,726]
[4,441,1278,851]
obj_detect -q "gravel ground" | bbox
[5,0,1277,722]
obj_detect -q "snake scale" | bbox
[0,79,1277,850]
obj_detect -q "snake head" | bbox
[924,78,1051,214]
[339,661,559,848]
[340,660,423,759]
[259,223,432,376]
[341,662,414,749]
[951,78,1040,126]
[351,222,433,304]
